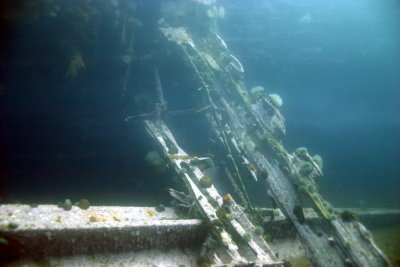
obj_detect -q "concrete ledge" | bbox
[0,205,206,261]
[1,204,399,265]
[2,248,200,267]
[0,205,183,229]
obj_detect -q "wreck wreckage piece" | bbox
[144,120,283,266]
[159,26,391,267]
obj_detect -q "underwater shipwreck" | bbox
[0,0,399,266]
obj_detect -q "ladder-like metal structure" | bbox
[145,120,283,266]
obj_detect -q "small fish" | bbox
[121,54,133,64]
[168,154,191,160]
[245,163,257,173]
[110,0,119,7]
[47,11,58,18]
[299,14,312,24]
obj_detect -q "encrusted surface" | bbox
[0,205,206,260]
[0,204,398,266]
[0,205,181,230]
[4,248,199,267]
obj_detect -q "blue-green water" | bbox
[219,0,400,208]
[1,0,399,209]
